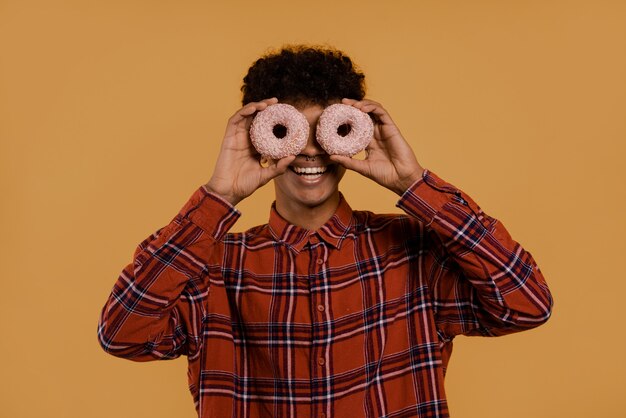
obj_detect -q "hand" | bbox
[329,98,425,195]
[204,98,295,205]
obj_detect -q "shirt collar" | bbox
[268,193,354,253]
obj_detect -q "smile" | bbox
[290,166,328,175]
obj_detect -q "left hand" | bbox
[329,98,425,195]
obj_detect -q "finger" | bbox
[341,98,393,124]
[273,154,296,172]
[353,101,386,116]
[258,155,296,184]
[344,98,382,108]
[238,99,274,117]
[364,104,396,126]
[246,97,279,107]
[250,97,279,110]
[229,98,279,125]
[329,155,370,176]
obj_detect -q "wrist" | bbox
[203,182,242,206]
[393,166,425,195]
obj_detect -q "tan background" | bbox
[1,0,625,417]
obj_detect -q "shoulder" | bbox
[222,223,275,246]
[351,209,424,236]
[346,210,432,258]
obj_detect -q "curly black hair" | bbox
[241,45,366,106]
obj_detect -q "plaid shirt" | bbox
[98,169,552,418]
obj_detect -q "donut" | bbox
[249,103,309,159]
[316,104,374,156]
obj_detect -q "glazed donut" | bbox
[249,103,309,159]
[316,104,374,156]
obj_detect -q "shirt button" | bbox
[316,258,323,265]
[317,304,325,312]
[320,413,326,418]
[318,357,325,366]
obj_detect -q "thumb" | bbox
[258,155,296,185]
[329,155,370,177]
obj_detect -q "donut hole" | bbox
[336,123,352,137]
[272,124,288,139]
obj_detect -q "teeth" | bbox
[292,166,327,175]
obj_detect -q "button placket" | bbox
[307,235,330,416]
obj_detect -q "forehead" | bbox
[295,104,325,126]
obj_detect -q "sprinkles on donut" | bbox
[316,103,374,156]
[249,103,309,159]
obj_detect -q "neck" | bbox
[274,192,341,231]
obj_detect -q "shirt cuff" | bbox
[176,185,241,240]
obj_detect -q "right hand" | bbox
[204,98,295,206]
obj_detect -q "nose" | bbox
[300,123,325,157]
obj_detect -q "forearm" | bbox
[398,169,553,336]
[97,186,240,360]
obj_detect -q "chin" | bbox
[296,189,339,208]
[274,164,345,210]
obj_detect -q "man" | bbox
[98,45,552,417]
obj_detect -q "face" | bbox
[273,104,347,216]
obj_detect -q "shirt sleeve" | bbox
[396,169,553,340]
[97,186,241,361]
